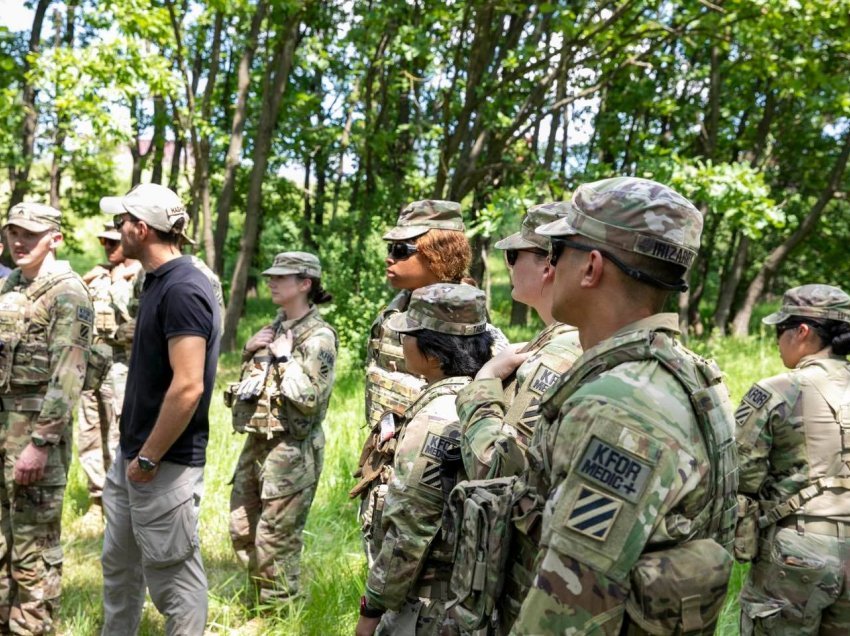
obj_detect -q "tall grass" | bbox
[57,271,789,634]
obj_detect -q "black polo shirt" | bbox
[120,256,221,466]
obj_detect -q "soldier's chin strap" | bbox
[556,239,688,292]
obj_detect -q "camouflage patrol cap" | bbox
[386,283,486,336]
[494,202,572,251]
[262,251,322,278]
[97,223,121,242]
[5,202,62,233]
[382,200,464,241]
[763,284,850,325]
[536,177,703,269]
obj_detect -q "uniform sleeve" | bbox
[365,415,448,612]
[457,378,508,479]
[734,383,783,496]
[276,329,337,416]
[35,289,93,444]
[512,399,702,635]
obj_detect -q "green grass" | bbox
[56,276,789,634]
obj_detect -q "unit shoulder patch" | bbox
[77,306,94,324]
[566,485,623,541]
[420,432,458,461]
[576,437,651,504]
[529,363,560,395]
[742,384,771,409]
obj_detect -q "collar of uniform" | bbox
[610,312,680,340]
[278,304,318,333]
[22,259,74,285]
[796,346,843,369]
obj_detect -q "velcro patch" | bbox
[421,432,457,461]
[529,364,560,395]
[420,461,441,491]
[577,437,651,503]
[77,306,93,324]
[743,385,770,409]
[566,486,622,541]
[734,402,754,426]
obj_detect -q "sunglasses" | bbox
[775,322,800,340]
[505,248,548,267]
[387,242,418,260]
[99,238,120,248]
[113,214,139,231]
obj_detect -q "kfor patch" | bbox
[421,432,456,461]
[529,364,560,395]
[77,306,93,324]
[742,385,770,409]
[577,437,651,503]
[566,485,622,541]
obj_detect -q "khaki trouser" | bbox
[101,456,207,636]
[740,522,850,635]
[0,411,69,636]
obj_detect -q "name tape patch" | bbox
[743,385,770,409]
[577,437,651,503]
[421,432,457,461]
[566,485,622,541]
[529,364,560,395]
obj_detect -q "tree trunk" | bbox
[731,128,850,336]
[48,5,75,210]
[9,0,51,208]
[713,235,749,334]
[150,95,167,184]
[222,13,301,352]
[214,0,268,276]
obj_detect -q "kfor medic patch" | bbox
[577,437,651,504]
[528,363,561,395]
[421,432,457,461]
[566,485,623,541]
[742,384,771,409]
[77,306,93,324]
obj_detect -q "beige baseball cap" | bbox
[100,183,194,244]
[97,223,121,242]
[262,251,322,278]
[5,202,62,233]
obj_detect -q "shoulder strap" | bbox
[406,377,471,421]
[25,270,77,302]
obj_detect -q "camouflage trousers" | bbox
[740,524,850,635]
[0,411,70,635]
[76,359,123,500]
[229,434,322,601]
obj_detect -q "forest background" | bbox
[2,0,849,634]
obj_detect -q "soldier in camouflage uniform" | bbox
[736,285,850,635]
[356,283,494,636]
[457,203,582,482]
[507,177,738,634]
[76,224,140,525]
[227,252,337,601]
[353,200,508,567]
[0,203,92,634]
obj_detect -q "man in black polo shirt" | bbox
[98,183,221,636]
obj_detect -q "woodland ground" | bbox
[56,252,785,635]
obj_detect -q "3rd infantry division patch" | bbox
[566,485,622,541]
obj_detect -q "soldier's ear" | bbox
[49,231,64,250]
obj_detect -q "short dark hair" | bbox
[777,317,850,356]
[410,328,493,377]
[154,217,185,246]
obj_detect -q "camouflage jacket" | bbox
[365,376,470,612]
[512,313,735,635]
[457,322,582,479]
[0,261,93,444]
[736,350,850,519]
[82,261,138,351]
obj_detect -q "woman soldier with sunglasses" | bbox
[351,200,508,568]
[76,223,141,528]
[736,285,850,635]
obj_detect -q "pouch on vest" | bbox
[0,292,26,391]
[83,342,112,392]
[446,476,526,631]
[625,538,733,635]
[733,494,759,562]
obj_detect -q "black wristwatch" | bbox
[137,455,158,472]
[359,595,384,618]
[274,353,291,363]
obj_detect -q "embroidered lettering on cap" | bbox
[577,437,651,503]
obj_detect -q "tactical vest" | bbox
[86,268,118,340]
[0,269,90,393]
[500,323,579,455]
[364,291,425,430]
[225,313,336,439]
[757,358,850,527]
